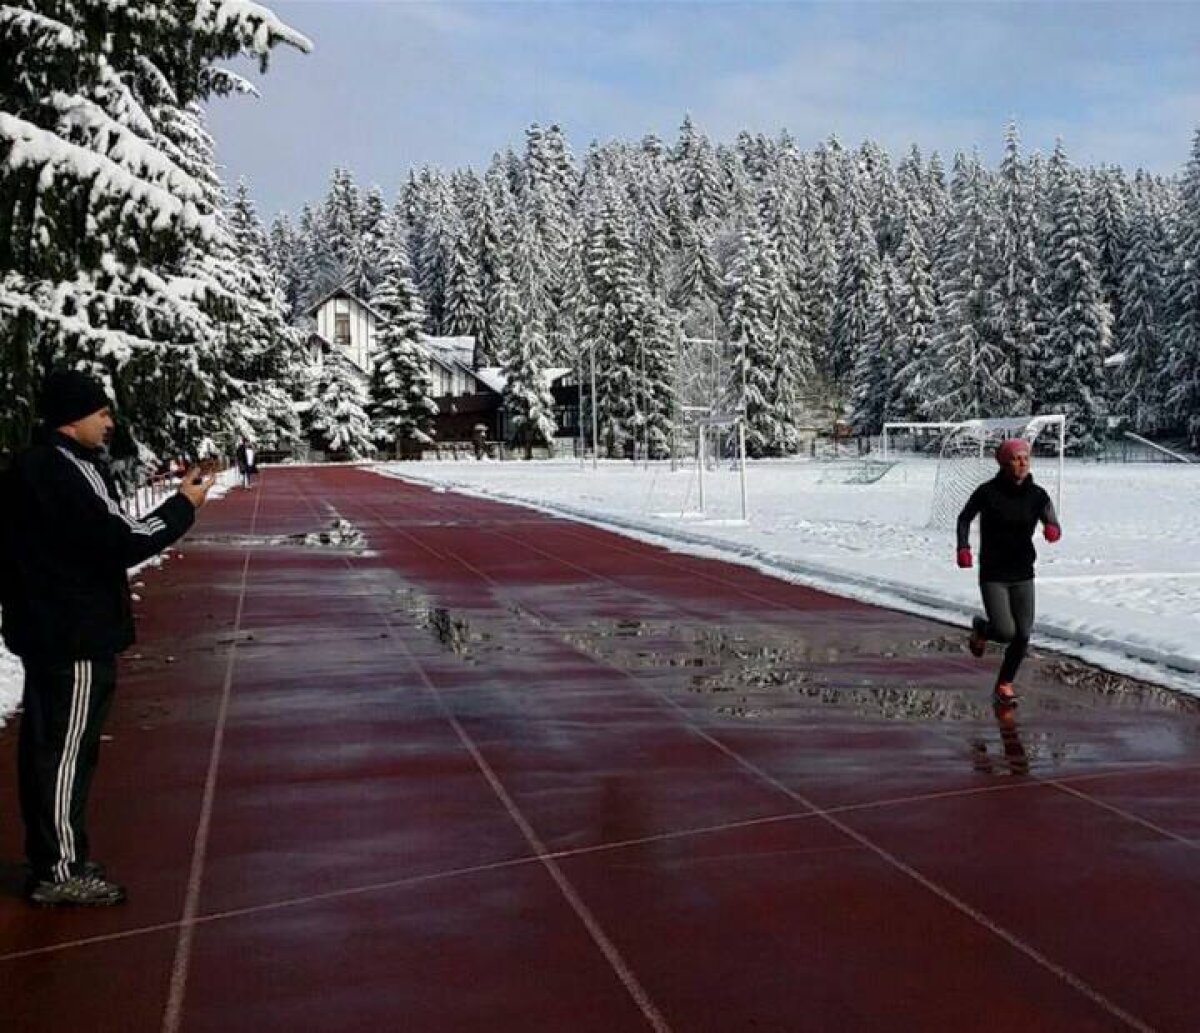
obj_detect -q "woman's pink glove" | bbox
[956,547,973,568]
[1043,523,1062,543]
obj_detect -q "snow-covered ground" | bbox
[0,470,240,727]
[374,455,1200,698]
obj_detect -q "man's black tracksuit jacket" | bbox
[1,432,195,881]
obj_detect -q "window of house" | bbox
[334,313,350,345]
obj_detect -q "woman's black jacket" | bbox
[956,473,1058,583]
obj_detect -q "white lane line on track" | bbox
[3,749,1190,966]
[310,495,674,1032]
[370,491,1159,1033]
[161,480,264,1033]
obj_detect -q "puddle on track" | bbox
[187,518,370,554]
[375,585,1200,739]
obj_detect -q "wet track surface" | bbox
[2,465,1199,1031]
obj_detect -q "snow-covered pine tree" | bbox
[224,180,303,449]
[633,294,678,459]
[923,152,1012,420]
[368,223,438,456]
[991,122,1043,413]
[295,203,342,313]
[829,190,880,400]
[308,353,374,458]
[725,218,784,456]
[669,217,721,312]
[268,212,303,322]
[0,1,309,456]
[850,254,903,435]
[922,150,951,264]
[521,123,578,350]
[897,145,932,247]
[629,161,673,297]
[734,130,771,185]
[439,202,482,338]
[861,141,905,258]
[414,172,458,334]
[135,95,234,459]
[1040,141,1111,452]
[503,211,557,457]
[675,115,726,225]
[759,168,814,452]
[470,167,516,366]
[578,190,651,457]
[798,167,839,390]
[720,143,756,226]
[342,185,387,299]
[890,216,938,420]
[1090,166,1130,340]
[759,164,806,312]
[1164,127,1200,446]
[1117,176,1169,433]
[488,262,520,376]
[810,137,846,229]
[322,166,359,277]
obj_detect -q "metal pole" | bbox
[1058,416,1065,519]
[589,343,599,471]
[639,319,647,469]
[577,353,584,467]
[710,307,718,412]
[738,419,748,521]
[697,424,706,514]
[671,324,681,473]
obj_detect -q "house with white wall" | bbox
[302,287,578,451]
[305,286,379,374]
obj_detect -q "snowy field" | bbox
[374,455,1200,698]
[0,471,240,726]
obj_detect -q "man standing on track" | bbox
[955,437,1062,708]
[0,369,215,906]
[235,437,257,487]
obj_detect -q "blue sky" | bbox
[206,1,1200,219]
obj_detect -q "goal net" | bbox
[664,409,749,521]
[883,416,1065,529]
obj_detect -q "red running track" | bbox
[2,465,1199,1032]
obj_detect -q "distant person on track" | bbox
[472,423,488,461]
[0,369,216,907]
[235,437,257,487]
[955,437,1062,708]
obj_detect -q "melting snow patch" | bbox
[291,518,367,551]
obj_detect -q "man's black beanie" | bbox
[38,369,112,429]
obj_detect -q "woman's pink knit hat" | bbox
[995,438,1031,462]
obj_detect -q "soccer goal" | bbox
[668,408,749,521]
[882,415,1066,529]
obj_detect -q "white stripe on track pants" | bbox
[18,657,118,882]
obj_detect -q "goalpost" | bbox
[882,415,1066,528]
[670,408,748,521]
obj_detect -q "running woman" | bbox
[955,437,1062,707]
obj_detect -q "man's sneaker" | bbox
[993,681,1018,708]
[27,874,126,907]
[968,618,987,658]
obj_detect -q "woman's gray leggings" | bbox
[979,580,1036,684]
